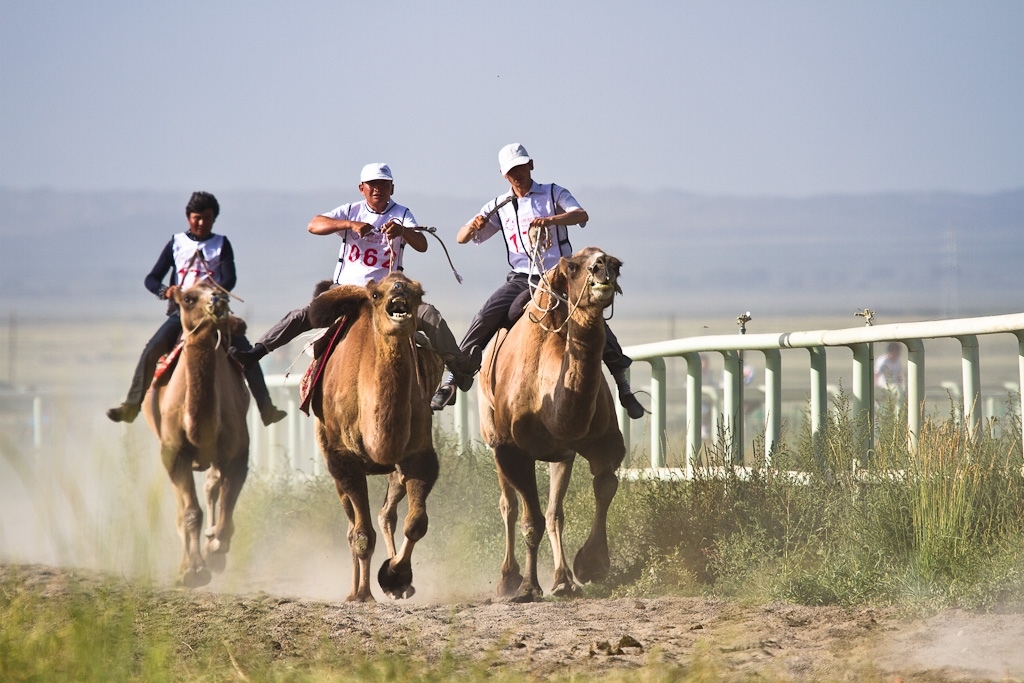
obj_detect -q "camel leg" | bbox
[331,470,376,602]
[547,456,582,597]
[203,467,222,543]
[378,450,438,600]
[377,470,406,560]
[205,455,247,566]
[338,491,361,601]
[495,468,522,598]
[493,444,544,603]
[202,467,225,573]
[572,451,621,584]
[164,452,210,588]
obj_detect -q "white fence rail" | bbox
[254,311,1024,477]
[617,311,1024,477]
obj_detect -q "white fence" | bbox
[254,311,1024,477]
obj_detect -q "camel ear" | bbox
[550,257,570,291]
[309,284,369,327]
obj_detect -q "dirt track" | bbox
[6,563,1024,682]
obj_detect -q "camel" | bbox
[307,272,443,602]
[479,247,627,602]
[142,281,250,588]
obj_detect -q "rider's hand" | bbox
[382,219,406,240]
[470,215,488,235]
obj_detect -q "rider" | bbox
[231,164,478,392]
[106,191,287,426]
[429,143,645,419]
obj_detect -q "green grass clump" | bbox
[594,390,1024,609]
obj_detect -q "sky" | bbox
[2,0,1023,200]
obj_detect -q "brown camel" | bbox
[308,272,443,602]
[479,247,627,602]
[142,282,250,588]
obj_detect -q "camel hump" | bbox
[308,284,369,328]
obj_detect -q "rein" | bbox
[524,224,578,333]
[525,241,618,333]
[377,220,465,284]
[179,293,231,349]
[182,250,245,304]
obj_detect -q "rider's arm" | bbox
[308,214,370,236]
[144,240,176,299]
[217,237,238,292]
[530,208,589,229]
[457,214,490,244]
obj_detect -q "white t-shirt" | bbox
[471,181,585,275]
[324,200,418,286]
[875,353,903,391]
[171,233,226,289]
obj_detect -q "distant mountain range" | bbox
[1,187,1021,326]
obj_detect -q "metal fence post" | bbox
[958,334,981,439]
[809,346,828,468]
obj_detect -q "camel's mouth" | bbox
[205,298,230,320]
[385,295,414,322]
[590,281,617,303]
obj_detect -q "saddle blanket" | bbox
[153,341,185,382]
[299,314,349,416]
[152,340,245,384]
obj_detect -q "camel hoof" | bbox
[378,559,414,600]
[207,536,230,555]
[509,582,543,603]
[573,563,610,585]
[496,572,525,598]
[179,567,211,589]
[387,585,416,600]
[573,550,610,584]
[509,590,540,604]
[551,581,582,598]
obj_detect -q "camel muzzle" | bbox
[587,255,621,304]
[205,293,231,320]
[385,295,414,321]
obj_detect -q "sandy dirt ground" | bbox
[5,563,1024,682]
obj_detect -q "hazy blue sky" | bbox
[2,1,1022,199]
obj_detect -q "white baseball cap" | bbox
[498,143,531,176]
[359,163,393,183]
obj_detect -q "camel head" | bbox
[175,282,231,334]
[551,247,623,310]
[366,272,424,336]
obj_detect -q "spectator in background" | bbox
[874,342,905,400]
